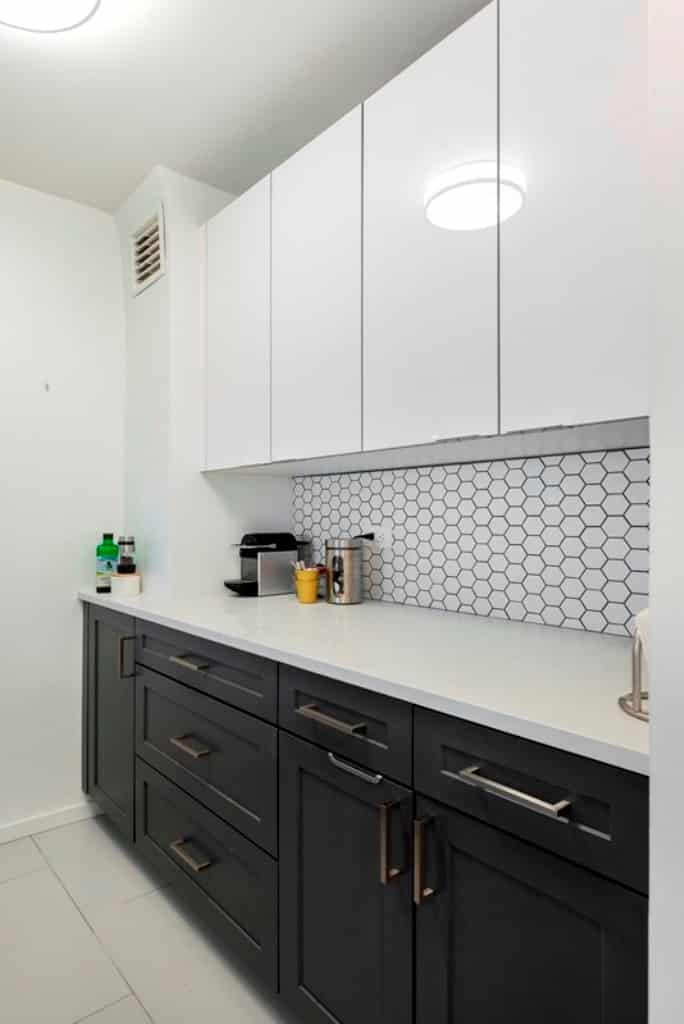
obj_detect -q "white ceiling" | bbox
[0,0,486,211]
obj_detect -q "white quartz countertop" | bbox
[78,587,649,775]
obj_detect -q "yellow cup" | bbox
[295,568,319,604]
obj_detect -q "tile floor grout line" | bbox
[0,864,47,889]
[120,879,173,908]
[28,833,50,865]
[33,820,170,907]
[29,835,145,1011]
[29,832,157,1024]
[70,993,130,1024]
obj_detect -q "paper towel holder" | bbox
[618,632,649,722]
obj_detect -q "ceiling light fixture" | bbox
[0,0,100,32]
[424,161,526,231]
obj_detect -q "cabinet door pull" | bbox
[379,802,402,885]
[413,818,435,906]
[170,734,212,760]
[296,703,367,736]
[327,752,383,785]
[446,765,572,820]
[169,838,212,872]
[169,654,210,672]
[118,636,135,679]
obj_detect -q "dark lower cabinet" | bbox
[136,759,278,989]
[279,732,413,1024]
[83,605,136,840]
[414,795,648,1024]
[82,600,649,1024]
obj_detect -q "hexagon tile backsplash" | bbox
[292,448,650,636]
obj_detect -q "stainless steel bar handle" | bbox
[327,752,383,785]
[413,818,435,906]
[118,636,135,679]
[169,838,212,872]
[446,765,572,820]
[169,654,210,672]
[378,802,401,885]
[296,703,367,736]
[170,735,212,759]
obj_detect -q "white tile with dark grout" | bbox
[294,447,650,635]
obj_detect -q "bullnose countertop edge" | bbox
[78,587,649,775]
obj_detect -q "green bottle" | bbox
[96,533,119,593]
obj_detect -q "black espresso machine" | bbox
[224,533,307,597]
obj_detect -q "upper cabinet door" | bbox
[363,3,498,452]
[500,0,648,433]
[205,178,271,470]
[271,108,362,461]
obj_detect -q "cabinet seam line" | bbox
[497,0,502,435]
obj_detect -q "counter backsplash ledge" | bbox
[292,448,650,637]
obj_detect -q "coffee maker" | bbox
[224,533,304,597]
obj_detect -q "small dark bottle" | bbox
[117,536,137,575]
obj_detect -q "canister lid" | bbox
[326,537,362,551]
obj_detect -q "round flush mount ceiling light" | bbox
[424,161,526,231]
[0,0,100,32]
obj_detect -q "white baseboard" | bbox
[0,800,101,846]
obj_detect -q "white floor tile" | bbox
[0,836,45,884]
[0,869,129,1024]
[35,817,165,923]
[93,887,291,1024]
[76,995,150,1024]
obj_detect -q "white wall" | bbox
[0,179,125,839]
[116,168,172,588]
[116,167,292,594]
[649,3,684,1020]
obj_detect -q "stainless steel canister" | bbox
[325,537,363,605]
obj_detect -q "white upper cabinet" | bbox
[363,2,498,452]
[271,108,362,461]
[500,0,648,433]
[205,177,271,470]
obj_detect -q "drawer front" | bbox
[136,666,277,854]
[135,619,278,722]
[414,708,649,894]
[279,665,412,785]
[136,760,278,989]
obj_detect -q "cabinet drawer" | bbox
[135,619,277,723]
[136,760,278,990]
[279,665,412,785]
[136,666,277,854]
[414,708,648,893]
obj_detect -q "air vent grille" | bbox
[131,207,166,296]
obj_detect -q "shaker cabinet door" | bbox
[279,732,413,1024]
[414,796,647,1024]
[84,605,136,840]
[363,2,498,451]
[271,107,362,461]
[205,177,271,470]
[499,0,648,432]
